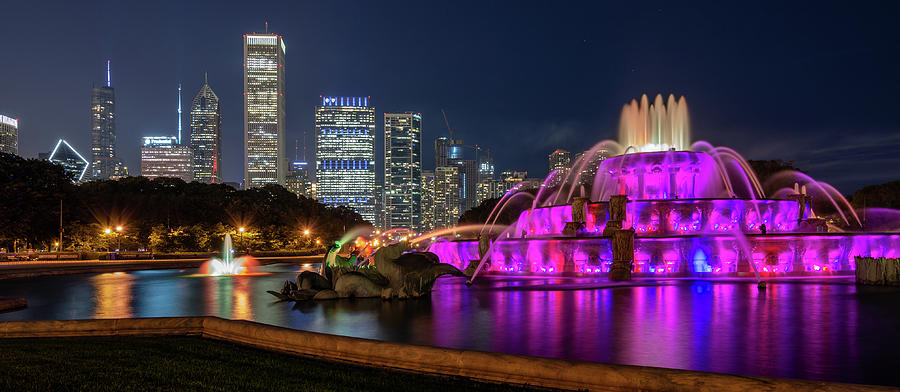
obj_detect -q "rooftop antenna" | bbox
[106,60,111,87]
[204,72,208,85]
[265,21,268,33]
[177,83,182,144]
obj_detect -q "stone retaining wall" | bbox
[855,257,900,286]
[0,297,27,312]
[0,317,892,392]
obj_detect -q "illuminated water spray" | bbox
[619,94,690,152]
[203,234,256,276]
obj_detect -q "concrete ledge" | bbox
[0,255,322,280]
[0,317,892,392]
[0,297,27,312]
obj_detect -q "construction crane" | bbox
[441,108,454,141]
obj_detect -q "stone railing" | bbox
[0,317,891,392]
[855,257,900,286]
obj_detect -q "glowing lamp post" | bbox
[115,226,123,251]
[238,227,245,252]
[103,228,112,252]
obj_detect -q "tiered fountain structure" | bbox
[429,94,900,278]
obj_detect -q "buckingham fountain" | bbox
[428,94,900,280]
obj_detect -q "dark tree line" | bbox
[747,159,805,185]
[0,153,367,252]
[850,180,900,210]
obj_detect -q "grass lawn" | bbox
[0,336,542,391]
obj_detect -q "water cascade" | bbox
[425,93,900,279]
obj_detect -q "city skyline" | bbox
[1,2,899,193]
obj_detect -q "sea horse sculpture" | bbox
[268,242,465,301]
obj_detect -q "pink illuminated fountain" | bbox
[428,94,900,278]
[199,234,259,276]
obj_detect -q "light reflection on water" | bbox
[1,263,898,386]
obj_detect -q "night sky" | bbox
[2,1,899,193]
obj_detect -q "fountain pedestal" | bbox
[603,195,628,236]
[609,229,635,281]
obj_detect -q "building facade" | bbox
[285,161,315,198]
[478,149,494,182]
[0,115,17,155]
[549,149,571,172]
[572,148,613,185]
[315,96,376,223]
[383,112,422,231]
[140,136,193,182]
[190,76,222,183]
[90,63,126,180]
[47,139,90,182]
[433,166,460,229]
[420,170,435,232]
[243,33,286,188]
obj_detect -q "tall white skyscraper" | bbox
[0,115,17,156]
[384,112,422,231]
[315,96,376,223]
[243,32,286,188]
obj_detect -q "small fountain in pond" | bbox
[201,234,258,276]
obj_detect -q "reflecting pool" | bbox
[1,263,898,386]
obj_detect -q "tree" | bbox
[747,160,805,185]
[0,153,76,250]
[850,180,900,210]
[459,197,527,226]
[0,152,368,252]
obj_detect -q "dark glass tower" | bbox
[90,60,125,179]
[190,75,222,183]
[384,112,422,231]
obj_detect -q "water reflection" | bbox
[0,265,897,386]
[92,272,134,318]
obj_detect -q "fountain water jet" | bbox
[428,93,900,279]
[201,234,259,276]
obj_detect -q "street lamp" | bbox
[115,226,123,251]
[238,227,245,252]
[303,229,310,236]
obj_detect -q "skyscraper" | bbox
[478,149,494,182]
[47,139,90,182]
[384,112,422,231]
[315,96,376,222]
[140,136,193,182]
[420,170,436,232]
[285,161,314,198]
[243,32,286,188]
[549,149,571,172]
[433,166,460,228]
[434,136,476,213]
[91,60,126,179]
[0,115,17,155]
[190,75,222,183]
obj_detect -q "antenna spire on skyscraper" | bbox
[106,60,111,87]
[265,21,268,33]
[177,83,183,144]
